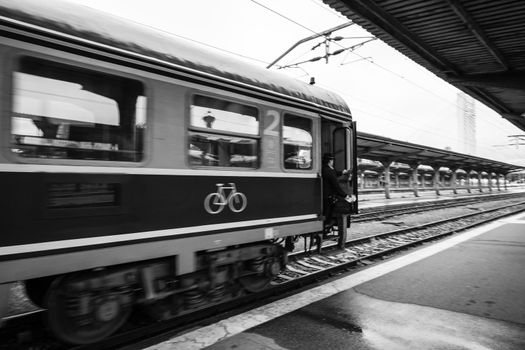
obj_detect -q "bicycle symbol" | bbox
[204,183,248,214]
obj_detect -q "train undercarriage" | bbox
[23,241,286,344]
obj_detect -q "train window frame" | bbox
[281,113,314,171]
[6,54,149,166]
[187,93,261,169]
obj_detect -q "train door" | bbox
[320,118,358,213]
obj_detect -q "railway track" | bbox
[281,200,525,283]
[4,196,525,350]
[352,192,525,222]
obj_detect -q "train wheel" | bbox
[44,275,132,344]
[238,257,268,292]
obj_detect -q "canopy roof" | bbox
[357,132,523,174]
[324,0,525,131]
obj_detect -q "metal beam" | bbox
[503,113,525,121]
[323,0,459,74]
[445,0,510,71]
[361,144,390,153]
[448,72,525,90]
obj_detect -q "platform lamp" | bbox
[203,110,215,128]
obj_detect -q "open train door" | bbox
[321,119,358,214]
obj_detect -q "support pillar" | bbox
[496,173,501,191]
[504,174,508,190]
[381,160,393,199]
[450,167,458,195]
[477,171,483,192]
[409,163,420,197]
[487,172,493,192]
[432,165,441,196]
[465,169,472,193]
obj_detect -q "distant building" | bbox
[457,92,476,154]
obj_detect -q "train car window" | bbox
[189,95,259,168]
[11,57,146,162]
[283,114,313,170]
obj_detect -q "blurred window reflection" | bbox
[11,57,146,162]
[283,115,313,170]
[189,95,259,168]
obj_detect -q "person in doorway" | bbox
[322,153,354,234]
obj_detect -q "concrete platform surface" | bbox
[145,212,525,350]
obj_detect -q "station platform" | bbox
[148,211,525,350]
[357,185,525,209]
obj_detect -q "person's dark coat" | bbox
[322,164,347,199]
[322,164,348,226]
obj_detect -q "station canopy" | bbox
[323,0,525,131]
[357,132,523,174]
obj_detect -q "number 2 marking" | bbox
[264,110,280,136]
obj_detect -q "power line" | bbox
[266,21,355,68]
[76,2,270,66]
[308,0,349,21]
[251,1,515,135]
[278,38,376,69]
[250,0,319,34]
[316,82,506,155]
[350,107,464,147]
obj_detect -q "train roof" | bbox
[0,0,351,116]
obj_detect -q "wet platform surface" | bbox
[146,211,525,350]
[204,212,525,350]
[209,289,525,350]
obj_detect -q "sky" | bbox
[64,0,525,167]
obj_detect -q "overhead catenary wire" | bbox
[250,0,318,34]
[73,2,270,66]
[252,1,518,137]
[308,0,349,21]
[314,82,507,156]
[278,38,377,69]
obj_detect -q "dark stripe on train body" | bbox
[0,217,316,262]
[0,172,321,246]
[0,22,351,119]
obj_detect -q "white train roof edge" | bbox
[0,0,352,116]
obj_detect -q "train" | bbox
[0,0,358,344]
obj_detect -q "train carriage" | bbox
[0,0,357,344]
